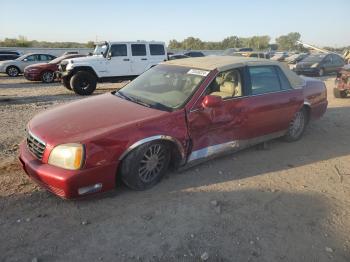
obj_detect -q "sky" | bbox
[0,0,349,47]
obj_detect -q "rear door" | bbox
[243,65,303,138]
[107,43,131,77]
[130,43,149,75]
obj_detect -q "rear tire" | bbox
[41,71,54,83]
[120,142,171,190]
[70,71,97,95]
[333,88,347,98]
[6,66,20,77]
[284,108,307,142]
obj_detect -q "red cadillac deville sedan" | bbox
[19,56,328,199]
[24,54,85,83]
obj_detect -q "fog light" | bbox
[78,183,102,195]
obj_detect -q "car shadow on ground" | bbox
[0,188,348,261]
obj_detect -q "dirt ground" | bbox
[0,74,349,262]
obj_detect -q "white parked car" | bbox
[59,41,168,95]
[0,53,56,77]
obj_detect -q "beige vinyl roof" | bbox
[163,56,305,89]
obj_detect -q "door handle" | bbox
[123,58,130,61]
[141,58,148,61]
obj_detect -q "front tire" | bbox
[333,88,347,98]
[121,142,171,190]
[62,77,72,90]
[318,68,325,77]
[70,71,97,95]
[6,66,20,77]
[284,108,307,142]
[41,71,55,83]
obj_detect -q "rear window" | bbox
[131,44,146,56]
[150,44,165,55]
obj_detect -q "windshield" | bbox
[116,64,208,110]
[93,43,108,56]
[15,54,28,61]
[49,56,69,64]
[302,54,325,63]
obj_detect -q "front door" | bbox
[106,44,131,77]
[187,68,250,162]
[20,54,40,71]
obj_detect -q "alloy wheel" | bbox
[138,144,166,183]
[42,72,54,83]
[289,111,305,138]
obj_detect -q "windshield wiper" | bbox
[116,91,151,108]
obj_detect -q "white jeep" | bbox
[59,41,167,95]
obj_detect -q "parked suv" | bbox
[59,41,167,95]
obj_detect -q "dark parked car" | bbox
[294,53,345,76]
[168,54,189,60]
[0,54,20,61]
[184,51,205,57]
[19,56,327,199]
[24,54,85,83]
[0,50,20,61]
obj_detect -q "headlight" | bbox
[311,63,319,68]
[48,143,84,170]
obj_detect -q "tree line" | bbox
[0,36,95,48]
[0,33,348,52]
[169,32,304,51]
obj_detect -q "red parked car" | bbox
[24,54,85,83]
[19,56,328,199]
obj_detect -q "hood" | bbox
[25,63,49,69]
[65,55,103,64]
[28,93,168,145]
[296,61,319,69]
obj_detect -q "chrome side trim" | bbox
[188,140,239,162]
[187,131,286,164]
[118,135,185,161]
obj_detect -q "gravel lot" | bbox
[0,74,349,262]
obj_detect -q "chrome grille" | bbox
[27,132,46,160]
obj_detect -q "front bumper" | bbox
[24,71,41,81]
[294,67,319,75]
[19,141,118,199]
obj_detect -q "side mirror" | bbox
[201,95,222,108]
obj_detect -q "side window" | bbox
[150,44,165,55]
[206,69,243,99]
[276,67,292,90]
[248,66,281,95]
[25,55,36,61]
[40,55,50,61]
[131,44,146,56]
[110,44,127,57]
